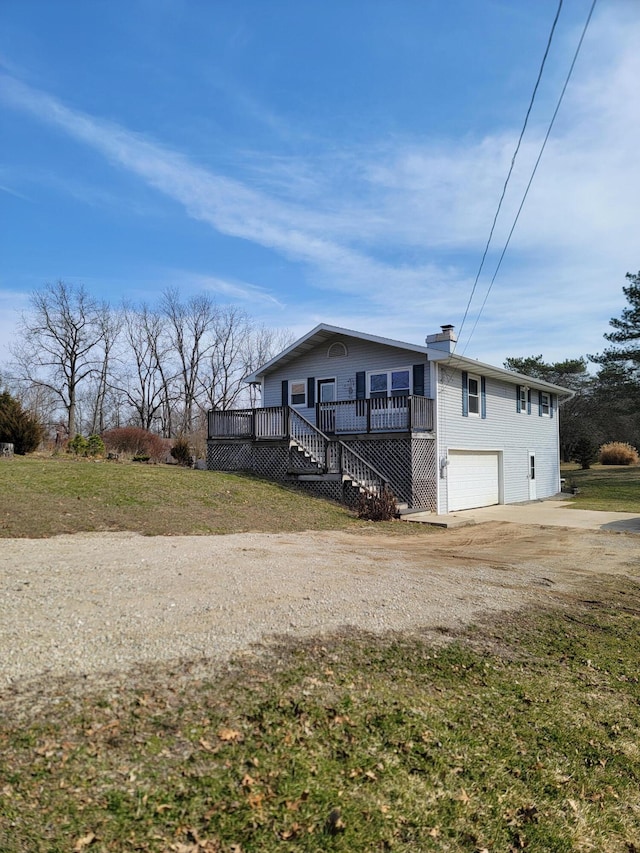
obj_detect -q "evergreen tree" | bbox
[590,271,640,449]
[0,391,44,454]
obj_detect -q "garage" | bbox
[448,450,500,511]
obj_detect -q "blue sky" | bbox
[1,0,639,369]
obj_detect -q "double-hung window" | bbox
[368,368,411,399]
[540,391,550,416]
[290,380,306,407]
[519,386,528,413]
[467,374,480,416]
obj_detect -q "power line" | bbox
[456,0,564,347]
[462,0,598,354]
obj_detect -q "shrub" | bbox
[355,486,397,521]
[0,391,44,455]
[86,434,105,457]
[599,441,639,466]
[67,434,89,456]
[102,427,166,462]
[571,435,598,470]
[170,437,193,467]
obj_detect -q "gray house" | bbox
[207,323,572,514]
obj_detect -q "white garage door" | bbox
[448,450,500,511]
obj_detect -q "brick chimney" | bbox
[426,324,457,353]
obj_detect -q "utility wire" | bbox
[455,0,564,347]
[462,0,598,354]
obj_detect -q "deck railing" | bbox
[317,395,433,433]
[208,406,287,440]
[208,395,433,440]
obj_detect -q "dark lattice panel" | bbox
[293,478,344,503]
[252,444,290,480]
[411,437,437,511]
[341,437,412,505]
[289,446,324,472]
[207,441,252,471]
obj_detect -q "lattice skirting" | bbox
[411,436,437,511]
[338,436,412,505]
[207,436,437,510]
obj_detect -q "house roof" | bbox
[246,323,574,397]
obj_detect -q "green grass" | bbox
[561,463,640,512]
[1,576,639,851]
[0,455,419,538]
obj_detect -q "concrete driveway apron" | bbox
[452,499,640,533]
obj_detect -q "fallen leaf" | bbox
[73,833,96,852]
[217,727,243,743]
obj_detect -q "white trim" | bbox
[245,321,574,399]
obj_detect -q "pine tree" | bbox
[0,391,44,454]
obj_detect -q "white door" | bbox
[528,451,536,500]
[448,450,500,511]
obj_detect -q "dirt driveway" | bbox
[2,520,639,695]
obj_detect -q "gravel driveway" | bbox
[2,522,639,694]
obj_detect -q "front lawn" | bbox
[560,463,640,512]
[0,455,394,538]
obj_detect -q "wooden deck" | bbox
[208,396,434,440]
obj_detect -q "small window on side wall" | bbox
[519,386,528,413]
[290,380,306,407]
[540,391,550,416]
[467,374,480,416]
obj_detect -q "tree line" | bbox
[504,270,640,465]
[2,271,639,460]
[3,281,292,440]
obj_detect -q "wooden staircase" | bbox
[288,408,391,499]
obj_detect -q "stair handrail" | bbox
[337,439,390,498]
[288,407,331,469]
[287,406,393,498]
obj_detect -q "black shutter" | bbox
[412,363,425,397]
[516,385,521,413]
[527,389,531,415]
[550,393,555,418]
[481,376,487,419]
[307,377,315,408]
[462,371,469,417]
[538,390,543,416]
[356,371,366,400]
[281,379,288,407]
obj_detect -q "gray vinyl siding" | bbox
[262,335,431,424]
[436,365,560,512]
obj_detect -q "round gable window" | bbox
[327,341,348,358]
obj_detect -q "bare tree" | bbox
[162,289,217,434]
[111,302,173,432]
[12,281,106,437]
[198,305,252,411]
[244,325,295,407]
[88,301,122,434]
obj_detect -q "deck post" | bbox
[407,396,412,431]
[283,405,290,440]
[366,399,371,433]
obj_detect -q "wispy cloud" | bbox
[172,271,285,308]
[0,3,638,365]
